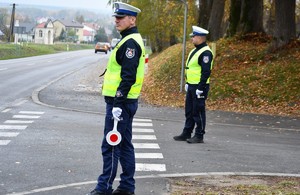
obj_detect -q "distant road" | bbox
[0,50,106,111]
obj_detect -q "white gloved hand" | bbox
[196,89,203,98]
[185,84,188,92]
[112,107,122,121]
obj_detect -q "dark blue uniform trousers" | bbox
[96,102,138,194]
[183,84,209,137]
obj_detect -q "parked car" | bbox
[95,42,108,54]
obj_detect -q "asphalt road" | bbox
[0,50,299,195]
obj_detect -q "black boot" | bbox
[186,135,204,143]
[173,132,191,141]
[112,188,134,195]
[87,189,105,195]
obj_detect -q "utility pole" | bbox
[8,3,16,42]
[179,0,188,92]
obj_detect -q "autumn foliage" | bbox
[142,34,300,117]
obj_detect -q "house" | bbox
[13,20,35,42]
[83,29,94,43]
[53,19,84,42]
[82,23,98,43]
[34,19,54,44]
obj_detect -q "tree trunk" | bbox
[239,0,264,34]
[227,0,242,37]
[207,0,225,41]
[198,0,213,29]
[272,0,296,49]
[265,0,275,35]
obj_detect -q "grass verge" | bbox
[142,34,300,117]
[169,175,300,195]
[0,42,93,60]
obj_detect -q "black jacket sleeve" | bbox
[113,38,142,107]
[198,50,213,90]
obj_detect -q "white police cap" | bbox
[189,25,209,37]
[113,2,141,17]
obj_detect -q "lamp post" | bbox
[179,0,188,92]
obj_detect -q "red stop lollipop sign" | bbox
[106,119,122,146]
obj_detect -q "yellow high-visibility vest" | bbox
[185,46,213,84]
[102,33,145,99]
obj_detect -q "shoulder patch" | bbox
[203,56,209,63]
[125,48,135,59]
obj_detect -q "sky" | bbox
[1,0,113,12]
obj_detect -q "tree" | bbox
[227,0,264,37]
[239,0,264,34]
[94,26,108,42]
[59,29,66,41]
[207,0,225,41]
[0,8,9,41]
[227,0,242,37]
[111,26,120,39]
[271,0,296,49]
[198,0,213,29]
[265,0,275,35]
[76,15,85,24]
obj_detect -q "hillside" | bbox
[142,34,300,117]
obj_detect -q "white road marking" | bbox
[26,63,36,66]
[133,118,152,122]
[132,122,153,127]
[0,68,8,71]
[133,128,154,133]
[133,143,160,149]
[132,135,157,140]
[0,125,27,130]
[4,120,34,124]
[135,153,163,159]
[13,115,40,119]
[135,163,166,172]
[1,108,11,113]
[14,100,28,106]
[0,140,11,145]
[6,172,300,195]
[0,110,44,146]
[0,132,19,137]
[19,111,45,115]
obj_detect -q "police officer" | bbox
[173,26,214,144]
[88,2,145,195]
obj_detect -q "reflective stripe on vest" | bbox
[185,46,213,84]
[102,34,145,99]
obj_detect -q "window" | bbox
[39,30,43,37]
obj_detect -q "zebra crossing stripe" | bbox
[133,118,166,172]
[133,118,152,122]
[133,143,160,149]
[0,140,11,145]
[132,135,156,140]
[13,115,40,119]
[132,122,153,127]
[135,163,166,172]
[19,111,45,115]
[133,128,154,133]
[135,153,163,159]
[4,120,34,124]
[0,132,19,137]
[0,125,27,130]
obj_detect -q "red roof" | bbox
[83,30,92,36]
[36,22,46,28]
